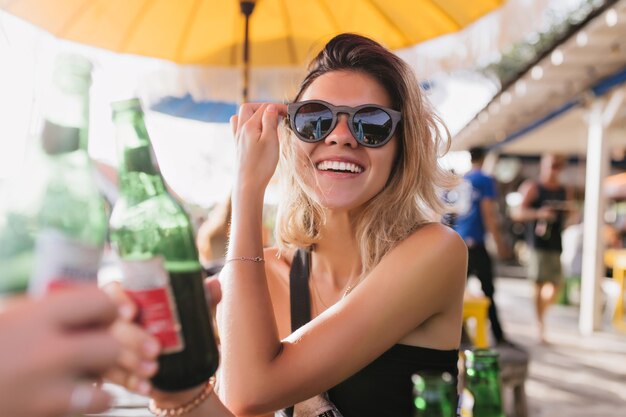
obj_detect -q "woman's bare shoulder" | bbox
[263,246,294,266]
[407,222,466,254]
[389,223,467,282]
[263,247,294,284]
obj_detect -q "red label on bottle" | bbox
[120,257,184,354]
[126,286,183,353]
[47,279,83,292]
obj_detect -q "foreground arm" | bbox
[0,287,120,417]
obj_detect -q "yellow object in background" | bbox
[3,0,504,66]
[463,294,491,348]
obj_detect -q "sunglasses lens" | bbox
[353,107,393,146]
[293,102,333,141]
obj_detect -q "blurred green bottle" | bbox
[0,54,107,295]
[109,98,219,391]
[463,349,505,417]
[412,371,458,417]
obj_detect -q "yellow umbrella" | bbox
[3,0,504,101]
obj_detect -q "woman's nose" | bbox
[324,114,358,148]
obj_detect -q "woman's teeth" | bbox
[316,160,363,173]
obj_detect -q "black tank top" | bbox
[285,249,459,417]
[527,183,567,251]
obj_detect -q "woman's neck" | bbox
[311,212,362,289]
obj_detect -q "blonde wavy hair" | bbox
[275,34,455,274]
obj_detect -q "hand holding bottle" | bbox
[102,278,222,399]
[0,286,119,417]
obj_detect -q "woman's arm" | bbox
[511,180,553,222]
[220,222,467,415]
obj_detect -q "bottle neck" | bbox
[40,80,91,156]
[114,113,167,203]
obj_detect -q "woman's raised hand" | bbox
[230,103,288,194]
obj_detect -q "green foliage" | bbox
[481,0,608,87]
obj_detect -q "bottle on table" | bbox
[108,98,219,391]
[462,349,505,417]
[0,54,107,295]
[412,371,458,417]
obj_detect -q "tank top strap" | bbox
[289,248,312,331]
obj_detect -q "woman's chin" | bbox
[315,194,366,212]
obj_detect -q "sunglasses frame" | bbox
[287,99,402,148]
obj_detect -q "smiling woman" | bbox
[215,33,466,417]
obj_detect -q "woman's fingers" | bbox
[230,114,238,138]
[235,102,285,141]
[239,103,268,142]
[260,104,287,141]
[236,102,267,133]
[204,277,222,320]
[205,277,222,306]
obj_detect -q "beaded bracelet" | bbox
[148,377,215,416]
[225,256,264,263]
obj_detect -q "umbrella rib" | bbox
[118,0,154,52]
[57,0,96,37]
[413,1,504,43]
[175,0,202,62]
[428,0,464,31]
[278,0,298,65]
[361,0,412,46]
[318,0,341,33]
[230,5,239,66]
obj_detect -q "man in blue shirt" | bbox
[454,147,510,344]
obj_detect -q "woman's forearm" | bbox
[217,186,282,411]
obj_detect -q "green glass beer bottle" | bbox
[463,349,505,417]
[412,371,458,417]
[0,54,107,295]
[109,98,219,391]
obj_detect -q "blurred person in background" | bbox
[453,146,512,345]
[512,154,574,343]
[197,194,232,276]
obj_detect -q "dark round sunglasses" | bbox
[287,100,402,148]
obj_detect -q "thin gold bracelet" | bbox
[148,377,215,416]
[225,256,264,263]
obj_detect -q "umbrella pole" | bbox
[240,1,256,103]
